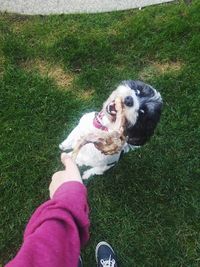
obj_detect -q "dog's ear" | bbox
[125,101,162,146]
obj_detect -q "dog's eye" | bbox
[140,109,145,114]
[136,89,140,95]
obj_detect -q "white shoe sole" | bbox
[95,241,115,263]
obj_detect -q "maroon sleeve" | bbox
[6,182,90,267]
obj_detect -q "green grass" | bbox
[0,1,200,266]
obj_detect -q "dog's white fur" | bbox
[60,112,135,179]
[59,81,162,179]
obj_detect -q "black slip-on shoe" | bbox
[95,241,118,267]
[78,256,83,267]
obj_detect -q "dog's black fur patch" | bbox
[122,80,163,146]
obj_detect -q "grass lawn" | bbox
[0,0,200,266]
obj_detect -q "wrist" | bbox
[52,181,86,200]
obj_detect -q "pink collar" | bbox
[93,111,108,132]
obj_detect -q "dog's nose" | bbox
[124,96,134,107]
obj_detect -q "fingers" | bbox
[60,152,82,181]
[61,152,74,168]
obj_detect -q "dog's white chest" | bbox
[75,143,121,167]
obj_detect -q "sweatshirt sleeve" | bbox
[5,181,90,267]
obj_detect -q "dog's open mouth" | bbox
[106,101,117,116]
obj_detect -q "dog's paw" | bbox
[59,143,66,151]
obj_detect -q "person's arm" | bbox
[6,154,90,267]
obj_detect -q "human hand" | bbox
[49,153,82,199]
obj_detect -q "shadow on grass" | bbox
[0,65,94,261]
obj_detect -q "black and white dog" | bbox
[59,80,163,179]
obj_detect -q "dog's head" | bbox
[102,80,163,146]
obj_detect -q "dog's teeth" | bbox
[110,102,115,106]
[107,102,117,115]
